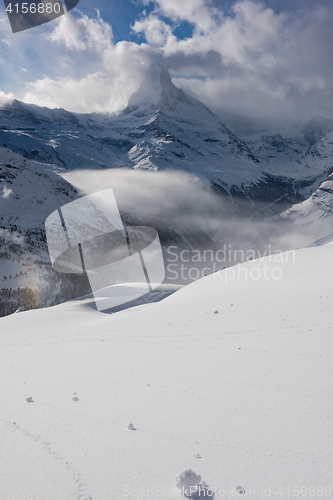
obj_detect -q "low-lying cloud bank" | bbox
[63,168,329,255]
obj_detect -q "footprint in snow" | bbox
[128,423,136,430]
[176,469,214,499]
[26,397,34,403]
[72,397,79,401]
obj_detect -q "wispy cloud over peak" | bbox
[0,1,332,130]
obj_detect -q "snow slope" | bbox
[1,242,332,500]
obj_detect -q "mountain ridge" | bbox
[1,65,333,315]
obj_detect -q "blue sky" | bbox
[51,0,333,42]
[61,0,333,39]
[1,0,333,129]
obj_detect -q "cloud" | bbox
[1,1,333,128]
[19,11,158,113]
[23,72,125,113]
[63,168,211,217]
[132,15,175,47]
[48,10,112,52]
[140,0,222,33]
[136,1,333,128]
[62,168,324,254]
[0,90,14,106]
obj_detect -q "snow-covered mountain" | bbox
[0,148,91,316]
[1,66,330,213]
[0,144,221,316]
[0,67,260,183]
[280,166,333,228]
[0,148,78,232]
[1,65,333,315]
[274,125,333,230]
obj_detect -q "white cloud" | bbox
[0,39,11,47]
[63,168,318,252]
[18,11,159,113]
[0,90,15,106]
[24,70,139,113]
[136,1,333,127]
[141,0,222,33]
[1,1,332,128]
[48,10,112,52]
[132,15,175,47]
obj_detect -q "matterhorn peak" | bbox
[122,65,194,116]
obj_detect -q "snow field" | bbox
[0,245,332,499]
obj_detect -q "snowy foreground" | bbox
[1,244,333,500]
